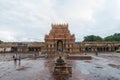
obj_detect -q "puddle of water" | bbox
[108,64,120,69]
[96,66,103,69]
[16,66,31,71]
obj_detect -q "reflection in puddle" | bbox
[16,66,31,71]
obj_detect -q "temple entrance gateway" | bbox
[45,24,76,55]
[57,40,63,53]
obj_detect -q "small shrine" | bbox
[53,56,72,79]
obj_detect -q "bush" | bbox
[116,49,120,53]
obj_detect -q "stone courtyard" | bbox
[0,52,120,80]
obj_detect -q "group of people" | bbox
[13,54,21,67]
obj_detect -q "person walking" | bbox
[96,51,98,56]
[18,56,21,66]
[13,55,17,67]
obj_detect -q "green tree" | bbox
[104,33,120,41]
[0,40,3,43]
[83,35,103,42]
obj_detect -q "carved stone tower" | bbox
[44,24,75,55]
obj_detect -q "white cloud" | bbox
[0,31,17,42]
[53,0,106,23]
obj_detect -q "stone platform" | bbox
[67,55,92,60]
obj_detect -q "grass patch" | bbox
[116,49,120,53]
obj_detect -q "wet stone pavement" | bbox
[0,53,120,80]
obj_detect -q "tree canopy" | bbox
[83,33,120,42]
[0,40,3,43]
[83,35,103,42]
[104,33,120,41]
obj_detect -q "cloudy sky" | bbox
[0,0,120,42]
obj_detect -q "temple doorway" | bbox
[57,40,63,53]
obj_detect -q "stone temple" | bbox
[0,24,120,55]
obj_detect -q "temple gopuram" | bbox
[44,24,78,54]
[0,24,120,54]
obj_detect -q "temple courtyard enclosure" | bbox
[0,24,120,80]
[0,52,120,80]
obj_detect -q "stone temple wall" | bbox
[0,42,120,53]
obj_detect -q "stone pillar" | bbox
[92,48,94,52]
[108,47,111,52]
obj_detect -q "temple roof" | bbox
[45,24,75,40]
